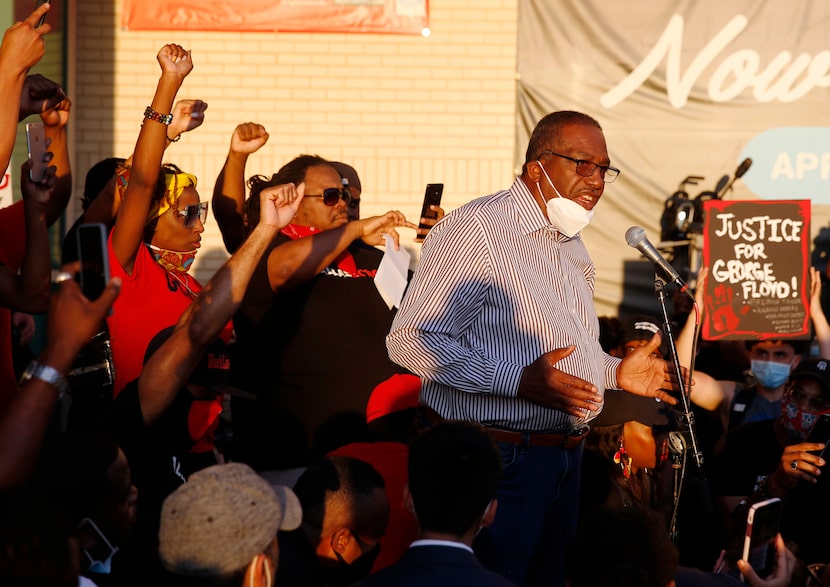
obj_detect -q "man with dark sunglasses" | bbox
[303,186,354,207]
[226,154,418,472]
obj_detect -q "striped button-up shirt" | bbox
[387,177,621,432]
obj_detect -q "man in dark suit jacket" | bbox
[355,421,516,586]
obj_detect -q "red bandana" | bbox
[280,223,358,276]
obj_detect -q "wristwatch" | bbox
[20,361,68,398]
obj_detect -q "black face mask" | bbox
[317,545,381,587]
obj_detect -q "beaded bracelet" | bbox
[167,133,181,143]
[144,106,173,125]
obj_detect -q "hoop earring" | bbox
[614,436,632,479]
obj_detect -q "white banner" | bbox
[517,0,830,315]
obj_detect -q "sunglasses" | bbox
[175,201,208,228]
[305,187,352,207]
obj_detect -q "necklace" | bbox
[281,223,320,240]
[168,271,198,299]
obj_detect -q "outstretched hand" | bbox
[230,122,269,155]
[616,333,681,405]
[157,44,192,78]
[517,346,603,417]
[259,182,304,231]
[358,211,417,249]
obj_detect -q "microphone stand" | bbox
[653,274,708,543]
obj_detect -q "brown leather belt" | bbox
[487,426,590,449]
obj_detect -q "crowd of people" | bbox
[1,4,830,587]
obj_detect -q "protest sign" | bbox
[702,200,810,340]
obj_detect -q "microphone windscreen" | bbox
[735,158,753,178]
[625,226,646,247]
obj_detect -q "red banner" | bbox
[121,0,428,34]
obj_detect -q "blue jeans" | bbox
[475,438,583,587]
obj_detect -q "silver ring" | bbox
[51,270,73,284]
[790,459,799,471]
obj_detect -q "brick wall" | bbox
[73,0,519,281]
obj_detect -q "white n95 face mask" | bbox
[536,161,593,237]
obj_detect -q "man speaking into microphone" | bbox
[387,110,682,587]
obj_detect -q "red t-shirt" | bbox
[107,234,233,453]
[107,233,203,397]
[0,202,26,408]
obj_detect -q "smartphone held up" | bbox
[26,122,48,183]
[806,413,830,458]
[417,183,443,233]
[34,0,51,28]
[741,497,782,582]
[76,223,110,301]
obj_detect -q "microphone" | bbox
[713,174,729,196]
[716,158,753,198]
[625,226,690,294]
[735,157,753,179]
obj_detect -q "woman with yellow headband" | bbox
[105,44,213,398]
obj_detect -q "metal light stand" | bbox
[653,274,707,543]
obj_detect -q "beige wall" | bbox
[73,0,519,282]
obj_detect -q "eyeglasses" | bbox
[787,383,830,413]
[541,151,621,183]
[305,187,352,206]
[175,201,208,228]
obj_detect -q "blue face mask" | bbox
[751,359,792,390]
[88,555,115,575]
[79,518,119,575]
